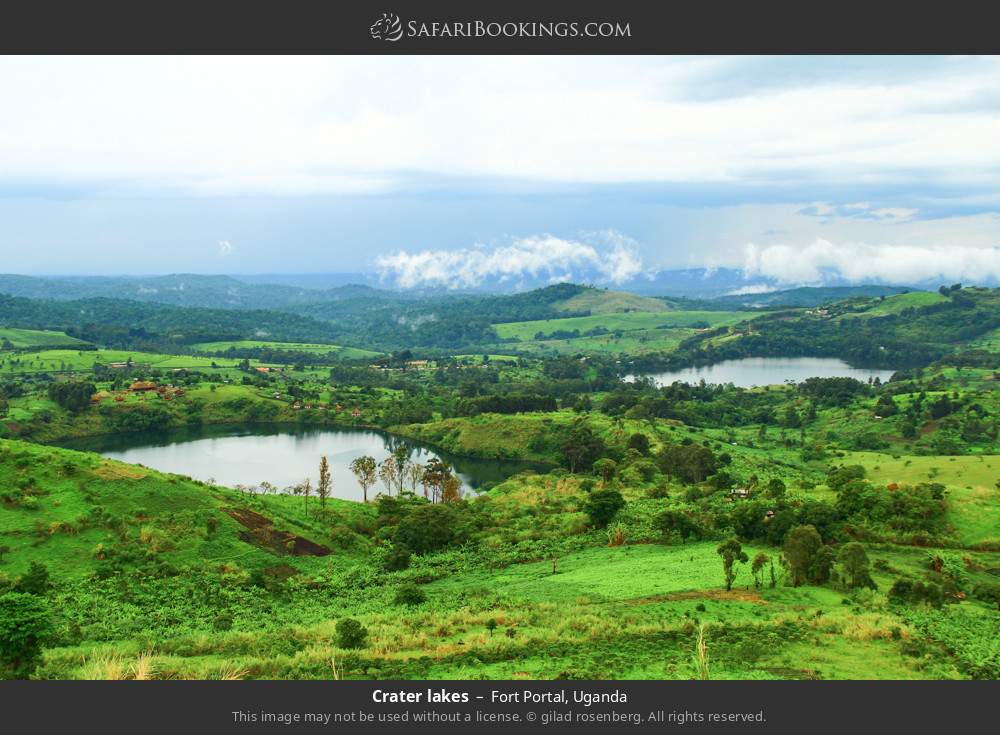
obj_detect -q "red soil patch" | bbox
[223,507,331,556]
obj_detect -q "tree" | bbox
[405,462,425,493]
[783,525,823,586]
[838,542,876,590]
[335,618,367,649]
[654,510,700,542]
[299,478,312,512]
[0,592,53,679]
[751,553,770,589]
[874,394,898,417]
[349,455,377,503]
[808,545,836,584]
[560,422,605,473]
[391,445,410,494]
[592,458,618,486]
[393,583,427,606]
[317,456,331,509]
[441,474,463,503]
[16,562,50,596]
[657,443,719,483]
[766,478,786,499]
[378,457,397,497]
[47,380,96,413]
[717,538,749,591]
[393,503,461,554]
[582,489,625,528]
[627,433,651,455]
[421,458,451,503]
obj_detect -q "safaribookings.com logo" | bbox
[370,12,404,41]
[370,13,631,42]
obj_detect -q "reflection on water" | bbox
[62,424,547,501]
[632,357,897,388]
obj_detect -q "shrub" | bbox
[213,613,234,631]
[0,592,53,678]
[582,489,625,528]
[383,545,411,572]
[336,618,368,649]
[16,562,50,596]
[393,583,427,606]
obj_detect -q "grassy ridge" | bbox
[190,340,381,359]
[494,310,752,341]
[0,328,88,349]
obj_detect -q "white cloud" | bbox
[725,284,778,296]
[1,56,1000,197]
[376,233,644,289]
[218,240,233,256]
[743,240,1000,284]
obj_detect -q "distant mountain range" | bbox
[0,269,966,311]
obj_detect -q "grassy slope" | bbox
[0,438,351,580]
[837,291,948,318]
[2,432,997,680]
[0,328,88,349]
[190,339,381,359]
[554,289,669,315]
[0,347,275,375]
[494,310,751,341]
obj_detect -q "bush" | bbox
[582,489,625,528]
[393,583,427,606]
[16,562,50,596]
[213,613,234,631]
[0,592,53,678]
[336,618,368,649]
[383,545,411,572]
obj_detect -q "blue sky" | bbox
[0,55,999,286]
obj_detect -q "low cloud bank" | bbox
[743,240,1000,285]
[375,233,643,289]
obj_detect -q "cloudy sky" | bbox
[1,55,999,286]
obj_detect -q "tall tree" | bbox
[317,456,331,509]
[378,457,397,497]
[783,525,823,586]
[349,455,377,503]
[391,445,410,495]
[406,462,425,493]
[838,542,875,590]
[717,538,749,591]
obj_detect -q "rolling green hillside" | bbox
[0,328,89,349]
[554,288,669,315]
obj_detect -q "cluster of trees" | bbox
[0,562,54,679]
[346,447,462,504]
[455,392,557,417]
[710,527,875,594]
[46,380,96,413]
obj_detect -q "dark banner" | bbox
[1,680,995,732]
[1,0,999,54]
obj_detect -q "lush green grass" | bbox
[839,291,948,318]
[843,452,1000,547]
[0,348,269,375]
[554,288,669,315]
[494,310,751,342]
[0,328,88,349]
[190,339,381,359]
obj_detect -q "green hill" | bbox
[0,328,89,349]
[0,438,352,581]
[554,288,669,315]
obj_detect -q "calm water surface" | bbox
[633,357,897,388]
[63,424,547,501]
